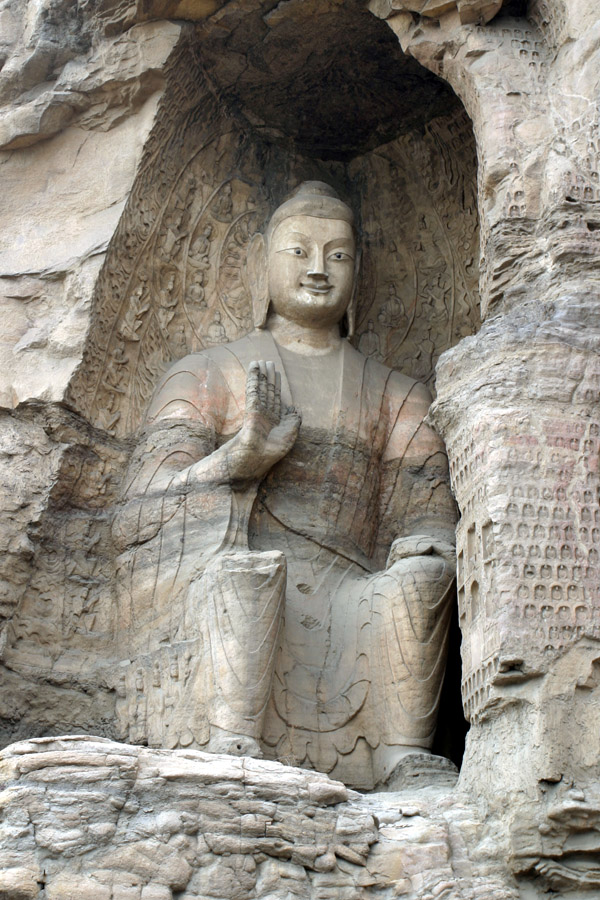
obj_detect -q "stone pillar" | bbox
[372,0,600,826]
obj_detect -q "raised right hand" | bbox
[224,360,301,484]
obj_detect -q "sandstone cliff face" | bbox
[0,1,599,897]
[0,2,184,743]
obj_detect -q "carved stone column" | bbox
[372,0,600,863]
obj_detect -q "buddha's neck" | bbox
[267,313,342,356]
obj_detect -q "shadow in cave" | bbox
[432,599,469,768]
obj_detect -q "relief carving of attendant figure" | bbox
[113,182,457,790]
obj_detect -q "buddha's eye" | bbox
[282,246,306,257]
[330,251,351,261]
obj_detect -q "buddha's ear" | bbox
[345,246,361,338]
[246,232,269,329]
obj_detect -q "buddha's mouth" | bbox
[301,284,332,294]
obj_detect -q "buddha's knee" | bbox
[188,549,287,628]
[203,548,287,585]
[384,552,454,599]
[366,552,454,649]
[198,549,287,607]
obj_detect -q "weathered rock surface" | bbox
[0,736,516,900]
[0,16,182,407]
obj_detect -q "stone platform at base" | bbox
[0,736,516,900]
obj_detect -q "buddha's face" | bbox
[267,214,355,327]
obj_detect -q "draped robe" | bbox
[113,329,457,789]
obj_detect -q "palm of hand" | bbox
[226,360,301,483]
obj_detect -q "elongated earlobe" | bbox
[246,233,269,329]
[345,247,361,338]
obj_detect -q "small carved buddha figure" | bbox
[114,182,457,789]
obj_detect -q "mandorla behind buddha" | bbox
[113,181,458,791]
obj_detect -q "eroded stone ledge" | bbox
[0,736,517,900]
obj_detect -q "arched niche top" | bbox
[193,0,462,160]
[67,9,479,437]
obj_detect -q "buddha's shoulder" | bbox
[160,335,256,381]
[350,342,432,407]
[147,339,253,421]
[149,338,249,414]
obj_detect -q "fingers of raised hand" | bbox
[258,360,268,407]
[274,369,281,420]
[265,362,282,421]
[265,360,275,412]
[246,360,281,423]
[246,361,261,411]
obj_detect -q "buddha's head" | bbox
[247,182,359,335]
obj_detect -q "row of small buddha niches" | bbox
[0,1,599,899]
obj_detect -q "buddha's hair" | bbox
[265,181,354,243]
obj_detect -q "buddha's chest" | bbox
[278,346,341,431]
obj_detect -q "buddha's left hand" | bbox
[386,535,456,568]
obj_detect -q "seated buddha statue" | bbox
[113,181,457,790]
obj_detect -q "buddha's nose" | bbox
[307,246,327,278]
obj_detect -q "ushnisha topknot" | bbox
[266,181,354,244]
